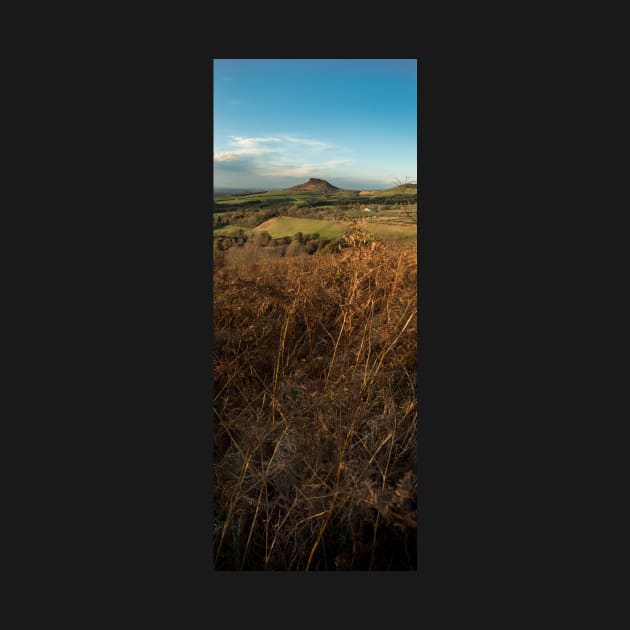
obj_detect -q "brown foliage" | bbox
[213,232,417,570]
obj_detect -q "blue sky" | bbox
[213,59,417,190]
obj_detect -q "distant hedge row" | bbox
[213,207,279,229]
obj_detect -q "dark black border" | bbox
[30,1,616,617]
[63,19,585,623]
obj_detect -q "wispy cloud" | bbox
[214,135,350,182]
[284,136,333,150]
[262,159,349,178]
[230,136,281,149]
[214,152,251,162]
[213,154,263,173]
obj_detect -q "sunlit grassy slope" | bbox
[249,216,416,240]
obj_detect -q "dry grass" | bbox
[213,223,417,570]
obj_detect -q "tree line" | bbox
[214,230,347,265]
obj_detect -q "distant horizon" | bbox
[213,59,417,191]
[213,176,414,194]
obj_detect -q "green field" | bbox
[250,217,349,239]
[248,216,416,241]
[213,180,417,242]
[214,190,358,208]
[214,184,417,210]
[358,184,417,198]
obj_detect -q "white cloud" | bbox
[262,159,349,178]
[213,134,352,183]
[284,136,333,150]
[212,137,281,159]
[230,136,281,148]
[214,152,240,162]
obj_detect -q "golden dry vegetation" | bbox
[213,224,417,570]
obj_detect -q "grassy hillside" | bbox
[248,216,416,241]
[251,217,350,239]
[359,184,418,197]
[213,231,417,570]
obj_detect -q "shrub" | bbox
[253,231,271,247]
[321,238,342,254]
[286,240,306,257]
[305,240,318,255]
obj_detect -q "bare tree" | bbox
[393,177,417,223]
[393,176,417,188]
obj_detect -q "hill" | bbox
[287,178,340,193]
[359,183,417,197]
